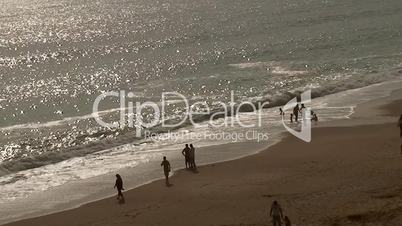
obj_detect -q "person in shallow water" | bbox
[161,156,171,186]
[299,103,306,121]
[293,104,299,122]
[270,200,283,226]
[114,174,124,200]
[181,144,191,169]
[279,108,285,117]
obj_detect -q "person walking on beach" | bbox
[398,114,402,137]
[161,156,171,186]
[182,144,191,169]
[189,144,197,170]
[114,174,124,200]
[293,104,299,122]
[270,200,283,226]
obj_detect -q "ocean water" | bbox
[0,0,402,223]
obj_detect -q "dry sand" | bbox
[4,97,402,226]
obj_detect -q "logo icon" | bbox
[281,90,312,142]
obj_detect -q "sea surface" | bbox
[0,0,401,223]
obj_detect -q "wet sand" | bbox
[4,97,402,226]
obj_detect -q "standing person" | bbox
[114,174,124,200]
[189,144,196,170]
[161,156,171,186]
[270,201,283,226]
[299,104,306,121]
[293,104,299,122]
[182,144,191,169]
[290,113,293,123]
[398,114,402,137]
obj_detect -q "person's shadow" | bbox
[118,198,125,204]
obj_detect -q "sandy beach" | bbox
[3,91,402,226]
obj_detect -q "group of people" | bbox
[114,143,197,199]
[270,201,291,226]
[181,143,197,171]
[279,103,318,123]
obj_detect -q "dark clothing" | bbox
[273,215,282,226]
[115,178,123,189]
[270,202,283,226]
[284,218,291,226]
[161,159,171,185]
[293,105,299,122]
[189,146,196,170]
[117,187,123,197]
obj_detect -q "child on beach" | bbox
[284,216,291,226]
[293,104,299,122]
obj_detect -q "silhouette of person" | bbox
[290,113,293,123]
[161,156,171,186]
[293,104,299,122]
[279,108,285,116]
[182,144,191,169]
[270,200,283,226]
[189,144,196,170]
[398,114,402,137]
[300,104,306,120]
[284,216,291,226]
[114,174,124,200]
[311,110,318,122]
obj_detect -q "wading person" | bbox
[293,104,299,122]
[270,200,283,226]
[182,144,191,169]
[300,103,306,121]
[114,174,124,200]
[279,108,285,117]
[161,156,171,186]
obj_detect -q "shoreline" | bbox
[3,85,402,225]
[0,80,402,224]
